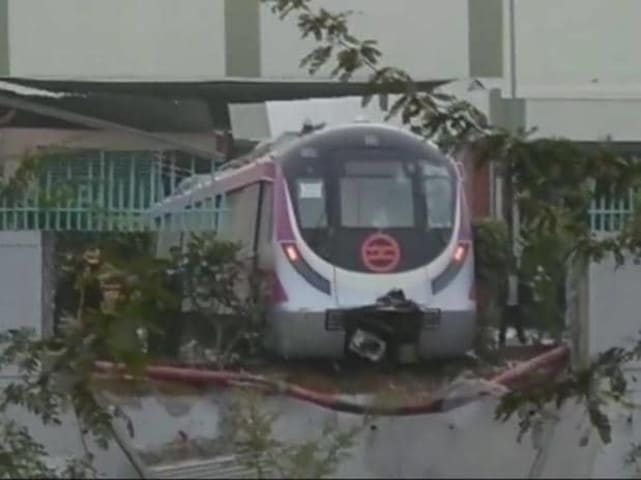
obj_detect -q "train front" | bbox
[265,123,476,362]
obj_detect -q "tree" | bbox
[2,1,641,476]
[262,0,641,447]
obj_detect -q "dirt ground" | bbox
[93,343,554,399]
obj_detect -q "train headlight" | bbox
[284,244,300,262]
[453,242,468,263]
[280,242,331,295]
[431,241,471,294]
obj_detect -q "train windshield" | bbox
[340,160,415,228]
[286,145,457,273]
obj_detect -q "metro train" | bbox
[152,122,476,362]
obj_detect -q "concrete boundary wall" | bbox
[2,236,641,476]
[102,389,542,478]
[0,231,45,338]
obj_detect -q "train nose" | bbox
[334,272,433,308]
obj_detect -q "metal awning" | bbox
[0,76,453,158]
[0,76,452,103]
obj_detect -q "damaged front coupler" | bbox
[342,289,423,364]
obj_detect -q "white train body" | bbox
[153,123,476,360]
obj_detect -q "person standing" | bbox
[498,259,527,346]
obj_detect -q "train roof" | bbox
[222,121,447,168]
[149,122,453,215]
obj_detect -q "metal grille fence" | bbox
[0,149,225,232]
[589,188,638,234]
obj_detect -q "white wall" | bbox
[107,385,632,478]
[508,0,641,99]
[506,1,641,141]
[588,254,641,358]
[229,80,493,141]
[0,232,43,341]
[259,0,470,80]
[7,0,226,79]
[583,254,641,478]
[108,388,543,478]
[525,99,641,141]
[7,0,470,81]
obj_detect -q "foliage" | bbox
[265,0,489,150]
[262,0,641,450]
[0,325,123,478]
[496,333,641,447]
[625,442,641,475]
[0,178,340,477]
[55,231,155,262]
[54,240,177,369]
[52,231,267,366]
[0,234,168,476]
[262,0,641,311]
[2,1,641,477]
[472,218,512,356]
[0,416,95,479]
[473,218,512,317]
[474,219,513,292]
[0,143,270,474]
[0,229,267,476]
[0,149,95,214]
[0,152,42,204]
[0,419,58,478]
[225,389,365,479]
[169,234,268,366]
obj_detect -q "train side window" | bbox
[252,182,274,271]
[257,183,274,263]
[220,184,259,257]
[218,190,238,238]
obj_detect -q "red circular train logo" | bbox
[360,233,401,273]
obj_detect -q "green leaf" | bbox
[378,93,389,111]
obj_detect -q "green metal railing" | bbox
[0,149,225,232]
[589,188,638,234]
[4,148,637,236]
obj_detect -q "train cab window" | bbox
[296,178,327,229]
[339,160,414,228]
[285,157,327,230]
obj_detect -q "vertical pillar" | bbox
[567,256,590,370]
[0,0,9,76]
[224,0,261,77]
[41,231,56,339]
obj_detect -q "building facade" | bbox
[1,0,640,222]
[0,0,488,81]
